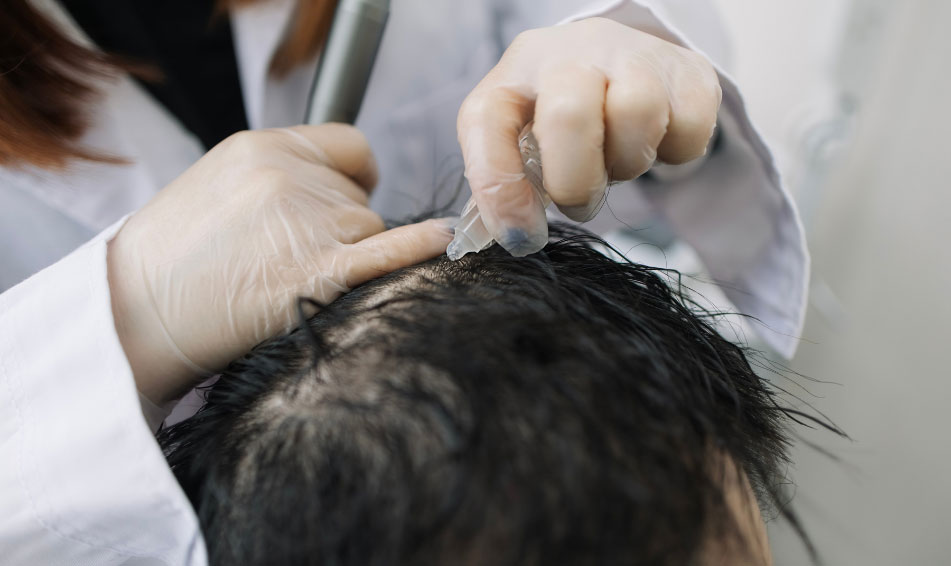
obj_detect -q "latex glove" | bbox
[457,17,722,255]
[108,124,454,406]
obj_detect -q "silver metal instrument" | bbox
[305,0,391,125]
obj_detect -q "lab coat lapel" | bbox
[16,1,203,232]
[17,0,308,234]
[230,0,294,129]
[231,0,320,129]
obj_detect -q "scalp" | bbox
[159,223,804,566]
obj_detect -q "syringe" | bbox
[447,124,551,260]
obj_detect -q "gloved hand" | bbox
[457,17,722,255]
[108,124,454,405]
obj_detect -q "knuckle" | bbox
[347,127,372,155]
[696,68,722,109]
[642,83,671,114]
[676,102,717,140]
[303,123,367,152]
[546,174,604,208]
[221,129,266,157]
[346,183,371,206]
[609,163,645,183]
[661,127,710,163]
[612,83,669,127]
[541,95,593,131]
[576,17,616,33]
[606,139,657,181]
[667,77,719,156]
[337,205,384,237]
[682,54,721,107]
[509,30,530,49]
[357,207,385,230]
[457,89,522,148]
[685,48,713,69]
[710,77,724,109]
[510,27,543,50]
[458,92,490,123]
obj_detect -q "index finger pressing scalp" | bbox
[283,124,380,191]
[338,218,456,289]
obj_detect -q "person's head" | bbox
[159,223,801,566]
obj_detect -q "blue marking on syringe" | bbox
[446,125,549,260]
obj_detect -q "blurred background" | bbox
[710,0,951,563]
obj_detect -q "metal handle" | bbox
[305,0,391,125]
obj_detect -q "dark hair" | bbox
[0,0,336,168]
[159,223,823,565]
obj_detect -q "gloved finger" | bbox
[283,123,380,191]
[271,185,383,245]
[293,160,373,207]
[603,58,670,181]
[337,218,456,289]
[654,49,722,165]
[249,171,383,254]
[474,174,550,257]
[332,206,386,245]
[533,63,609,222]
[457,85,548,255]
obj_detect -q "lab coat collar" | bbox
[229,0,298,129]
[16,1,204,232]
[31,0,93,46]
[20,0,303,232]
[40,0,301,131]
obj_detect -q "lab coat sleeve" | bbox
[0,221,207,566]
[563,0,809,358]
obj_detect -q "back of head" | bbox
[160,224,794,566]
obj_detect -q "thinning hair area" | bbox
[159,222,812,566]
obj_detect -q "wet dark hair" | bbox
[158,222,822,566]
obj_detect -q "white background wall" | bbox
[715,0,851,183]
[713,1,951,564]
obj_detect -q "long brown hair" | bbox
[0,0,337,169]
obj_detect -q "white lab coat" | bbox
[0,0,807,564]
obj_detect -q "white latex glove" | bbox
[108,124,454,405]
[457,17,722,255]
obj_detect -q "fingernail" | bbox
[557,201,602,223]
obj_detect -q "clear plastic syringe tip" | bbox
[447,123,548,260]
[447,197,493,260]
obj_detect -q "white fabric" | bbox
[0,218,205,566]
[0,1,809,564]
